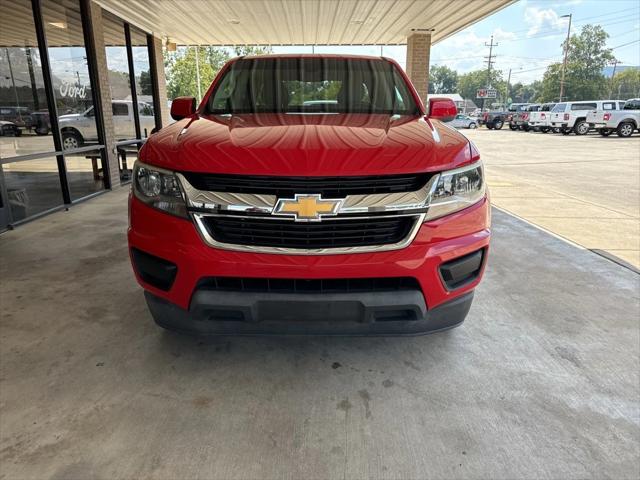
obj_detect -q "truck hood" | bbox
[142,113,471,176]
[58,113,82,122]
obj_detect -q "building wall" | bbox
[86,0,119,188]
[405,32,431,103]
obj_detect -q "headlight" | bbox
[425,161,485,221]
[133,162,188,218]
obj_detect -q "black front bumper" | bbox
[145,289,474,336]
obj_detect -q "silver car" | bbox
[448,114,477,129]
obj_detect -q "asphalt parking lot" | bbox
[0,132,639,479]
[464,128,640,269]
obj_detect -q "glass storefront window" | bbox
[1,156,64,220]
[43,0,98,150]
[103,10,136,142]
[0,0,55,158]
[130,27,155,138]
[64,148,105,200]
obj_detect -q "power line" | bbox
[611,39,640,50]
[505,6,640,36]
[506,14,640,43]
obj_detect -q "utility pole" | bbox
[481,35,497,112]
[504,68,511,108]
[195,45,202,103]
[608,59,619,98]
[559,13,572,102]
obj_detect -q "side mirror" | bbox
[427,98,457,122]
[170,96,196,121]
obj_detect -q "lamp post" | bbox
[559,13,572,102]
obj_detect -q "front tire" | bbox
[617,122,635,137]
[468,122,477,129]
[493,119,504,130]
[574,121,590,135]
[62,131,82,150]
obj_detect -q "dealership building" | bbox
[0,0,511,230]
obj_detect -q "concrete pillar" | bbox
[405,32,431,104]
[149,35,170,127]
[86,0,120,188]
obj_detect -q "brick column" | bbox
[149,36,170,127]
[405,32,431,104]
[86,0,120,188]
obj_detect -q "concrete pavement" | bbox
[464,128,640,269]
[0,188,638,479]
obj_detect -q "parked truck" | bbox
[588,99,640,137]
[513,104,541,131]
[128,54,490,335]
[58,100,155,149]
[505,103,531,130]
[528,103,556,133]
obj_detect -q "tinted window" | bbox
[619,102,626,109]
[541,104,555,111]
[571,103,597,111]
[208,58,419,115]
[112,103,129,116]
[603,102,615,110]
[552,103,566,112]
[623,100,640,110]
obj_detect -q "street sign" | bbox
[477,88,497,99]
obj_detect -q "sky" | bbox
[273,0,640,85]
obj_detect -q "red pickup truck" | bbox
[128,54,491,335]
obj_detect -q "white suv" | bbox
[550,100,624,135]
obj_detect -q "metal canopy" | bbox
[95,0,514,46]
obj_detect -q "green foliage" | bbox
[610,68,640,99]
[429,65,458,94]
[511,81,541,103]
[537,25,615,102]
[164,45,272,100]
[139,70,152,96]
[457,69,507,105]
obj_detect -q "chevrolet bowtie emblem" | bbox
[273,194,343,222]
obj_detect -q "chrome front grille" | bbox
[199,214,418,250]
[179,172,437,254]
[179,172,433,197]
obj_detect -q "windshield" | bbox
[208,57,419,115]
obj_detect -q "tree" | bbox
[610,68,640,100]
[511,81,539,103]
[139,70,153,95]
[165,47,216,100]
[164,45,272,100]
[428,65,458,94]
[538,24,615,102]
[457,69,506,104]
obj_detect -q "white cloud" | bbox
[431,28,517,72]
[524,7,569,36]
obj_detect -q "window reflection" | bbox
[103,10,137,141]
[0,0,55,158]
[2,156,64,220]
[43,0,98,150]
[130,27,155,138]
[64,148,105,200]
